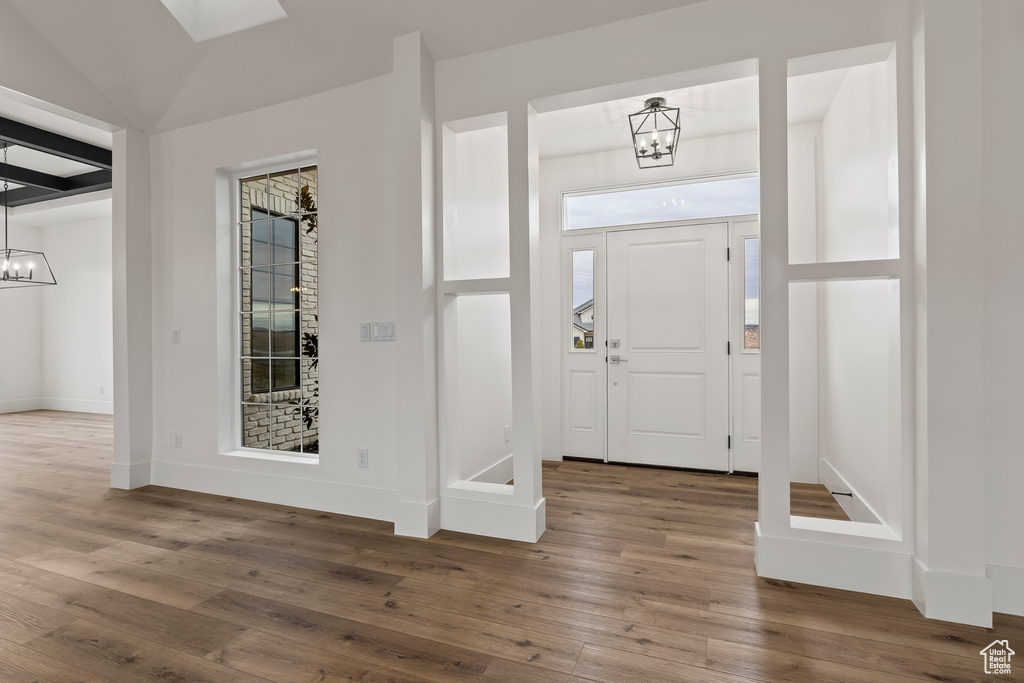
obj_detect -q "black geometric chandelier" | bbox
[1,143,56,289]
[628,97,681,169]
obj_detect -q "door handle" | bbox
[609,355,627,364]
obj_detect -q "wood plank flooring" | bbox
[0,410,1021,682]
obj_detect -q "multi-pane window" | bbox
[239,167,318,455]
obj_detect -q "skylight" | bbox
[160,0,287,42]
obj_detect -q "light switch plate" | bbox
[360,322,371,342]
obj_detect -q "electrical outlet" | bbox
[98,385,104,395]
[172,432,182,448]
[171,328,181,344]
[357,449,369,468]
[504,425,511,443]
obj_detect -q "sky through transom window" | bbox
[564,176,759,231]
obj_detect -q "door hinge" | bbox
[727,247,731,261]
[727,341,731,355]
[728,435,732,449]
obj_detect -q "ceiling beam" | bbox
[0,116,112,171]
[2,169,112,208]
[0,161,65,192]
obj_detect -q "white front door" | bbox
[606,223,730,470]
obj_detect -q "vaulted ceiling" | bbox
[0,0,706,134]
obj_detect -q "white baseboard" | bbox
[912,558,993,627]
[110,460,152,489]
[818,458,883,524]
[988,563,1024,618]
[440,495,546,543]
[468,453,514,485]
[41,398,114,415]
[0,398,44,414]
[755,523,911,599]
[393,497,441,539]
[150,459,397,523]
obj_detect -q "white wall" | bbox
[0,219,112,416]
[446,126,509,281]
[452,293,513,482]
[147,74,402,520]
[818,279,898,522]
[0,224,44,412]
[819,62,893,263]
[982,0,1024,615]
[787,123,821,483]
[815,60,894,521]
[41,218,114,414]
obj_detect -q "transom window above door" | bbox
[563,175,758,231]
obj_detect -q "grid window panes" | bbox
[240,166,318,455]
[744,237,759,350]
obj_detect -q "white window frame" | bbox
[217,151,319,464]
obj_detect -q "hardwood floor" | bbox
[0,410,1020,682]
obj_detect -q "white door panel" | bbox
[561,235,605,460]
[568,370,598,432]
[607,224,729,470]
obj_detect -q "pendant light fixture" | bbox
[629,97,681,169]
[1,143,56,289]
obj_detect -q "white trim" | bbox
[220,448,318,465]
[0,398,45,414]
[110,459,152,490]
[217,151,319,462]
[39,398,114,415]
[988,563,1024,618]
[818,458,883,525]
[912,558,993,628]
[393,498,441,539]
[151,459,396,523]
[755,522,911,599]
[467,452,514,485]
[440,495,545,543]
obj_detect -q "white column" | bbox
[110,128,153,489]
[910,0,992,627]
[507,102,545,537]
[755,57,791,541]
[393,32,441,538]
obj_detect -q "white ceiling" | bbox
[9,192,112,228]
[0,0,707,134]
[538,69,848,160]
[0,0,849,219]
[539,77,759,160]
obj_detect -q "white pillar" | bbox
[910,0,992,627]
[755,57,791,541]
[393,32,441,538]
[110,128,153,489]
[507,102,545,539]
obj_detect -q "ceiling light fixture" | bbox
[629,97,681,169]
[1,143,56,289]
